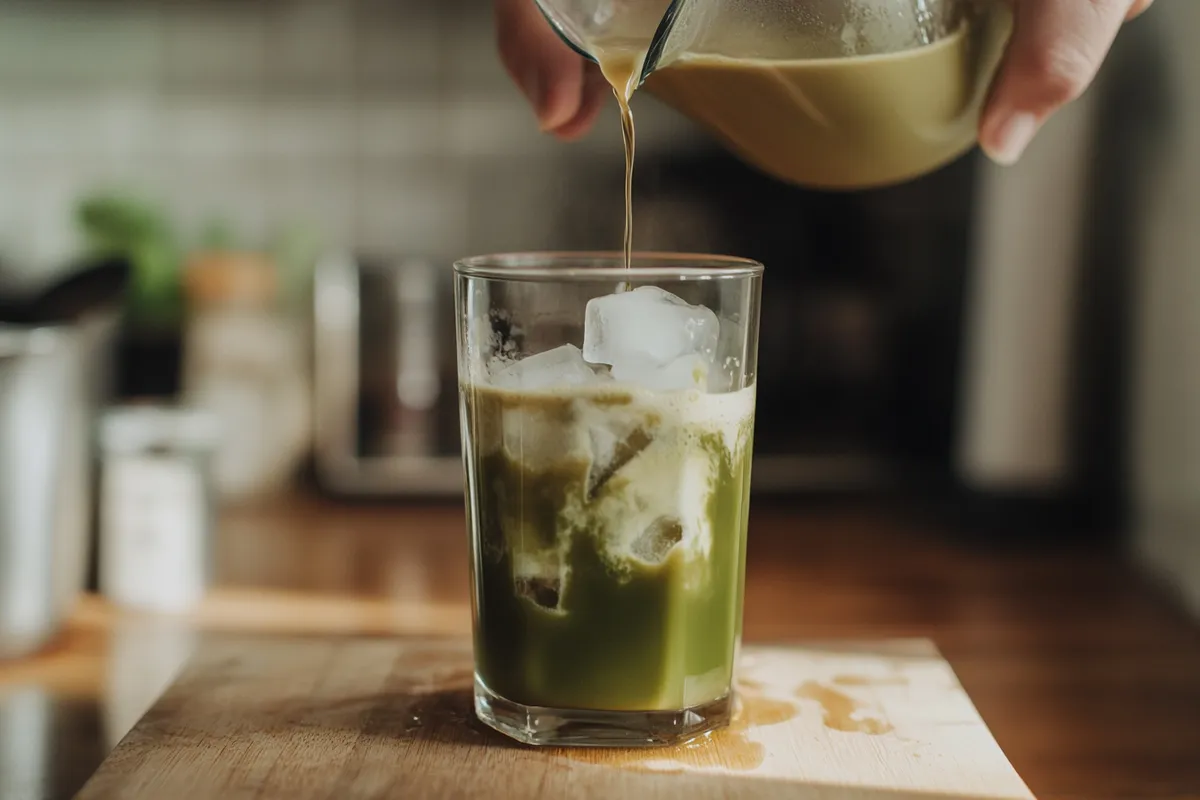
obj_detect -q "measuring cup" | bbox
[534,0,1011,188]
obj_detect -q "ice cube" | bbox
[631,516,684,563]
[583,286,719,373]
[491,344,601,390]
[612,353,709,392]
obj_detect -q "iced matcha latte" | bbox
[455,254,762,747]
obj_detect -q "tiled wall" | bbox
[0,0,705,279]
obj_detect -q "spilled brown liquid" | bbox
[831,674,909,688]
[553,673,896,772]
[398,667,900,768]
[795,681,895,735]
[555,684,797,772]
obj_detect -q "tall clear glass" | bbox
[454,252,763,747]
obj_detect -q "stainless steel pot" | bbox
[0,312,116,659]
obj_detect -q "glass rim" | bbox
[453,251,764,282]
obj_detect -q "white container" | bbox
[98,406,219,614]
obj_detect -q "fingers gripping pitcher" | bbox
[536,0,1011,189]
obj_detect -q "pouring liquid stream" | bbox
[596,46,644,293]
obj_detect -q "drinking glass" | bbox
[454,252,762,747]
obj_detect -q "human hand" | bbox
[979,0,1155,164]
[494,0,1156,162]
[494,0,610,140]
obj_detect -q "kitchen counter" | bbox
[3,496,1198,800]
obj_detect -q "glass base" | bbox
[474,677,733,747]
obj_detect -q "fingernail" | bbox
[986,112,1038,166]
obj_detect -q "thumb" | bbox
[979,0,1136,165]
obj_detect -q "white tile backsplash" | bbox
[441,5,511,93]
[445,97,549,159]
[162,3,267,90]
[0,3,164,88]
[264,1,356,90]
[0,97,86,159]
[357,100,444,160]
[163,164,272,248]
[355,6,442,89]
[0,161,88,271]
[260,100,357,161]
[155,96,261,161]
[0,0,659,275]
[262,160,358,249]
[355,166,468,257]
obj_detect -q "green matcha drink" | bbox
[462,381,755,713]
[454,252,762,747]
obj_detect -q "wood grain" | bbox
[9,498,1200,800]
[75,636,1035,800]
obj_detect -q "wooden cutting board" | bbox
[76,636,1035,800]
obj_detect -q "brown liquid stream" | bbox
[616,89,635,273]
[597,47,643,284]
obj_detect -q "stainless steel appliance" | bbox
[312,253,462,496]
[0,259,124,658]
[0,312,118,658]
[309,143,984,499]
[309,238,918,499]
[0,325,90,658]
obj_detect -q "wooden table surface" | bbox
[3,496,1199,800]
[76,637,1038,800]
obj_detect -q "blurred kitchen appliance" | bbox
[0,325,91,658]
[954,3,1186,541]
[953,81,1100,534]
[0,259,125,658]
[312,253,461,496]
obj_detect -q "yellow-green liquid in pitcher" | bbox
[596,5,1011,190]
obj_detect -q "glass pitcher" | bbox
[535,0,1012,189]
